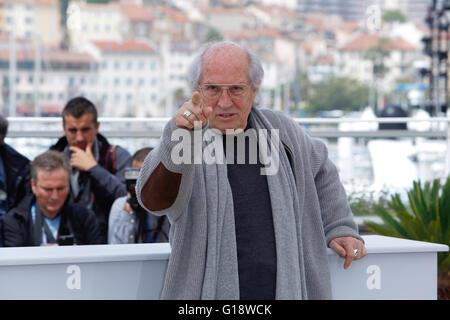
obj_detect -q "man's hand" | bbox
[174,91,212,130]
[69,142,98,171]
[329,236,366,269]
[123,192,133,214]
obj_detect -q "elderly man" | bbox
[2,150,102,246]
[136,41,366,300]
[50,97,131,243]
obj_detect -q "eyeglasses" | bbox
[198,83,251,100]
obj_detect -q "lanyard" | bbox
[32,204,58,244]
[32,203,75,245]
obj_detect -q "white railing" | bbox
[4,116,450,195]
[5,116,450,138]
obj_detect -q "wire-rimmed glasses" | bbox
[198,83,251,100]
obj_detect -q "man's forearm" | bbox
[140,162,182,211]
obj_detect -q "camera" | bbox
[124,168,146,217]
[58,234,75,246]
[57,213,75,246]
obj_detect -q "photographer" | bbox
[2,150,102,247]
[50,97,132,244]
[108,148,169,244]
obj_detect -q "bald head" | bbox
[202,42,248,62]
[200,43,251,86]
[187,41,264,90]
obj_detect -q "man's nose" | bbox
[75,130,84,142]
[49,189,60,200]
[217,88,233,108]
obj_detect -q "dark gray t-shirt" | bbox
[224,128,277,300]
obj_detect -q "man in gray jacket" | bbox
[51,97,131,243]
[136,41,366,299]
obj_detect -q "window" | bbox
[135,22,147,37]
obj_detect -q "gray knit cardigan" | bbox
[136,107,362,299]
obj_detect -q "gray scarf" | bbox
[198,107,305,299]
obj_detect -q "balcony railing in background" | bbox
[5,116,450,199]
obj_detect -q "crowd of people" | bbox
[0,96,169,247]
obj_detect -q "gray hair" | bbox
[31,150,71,183]
[187,41,264,90]
[0,114,8,141]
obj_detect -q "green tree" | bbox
[365,177,450,278]
[205,28,224,42]
[364,38,390,78]
[382,9,407,23]
[304,76,370,115]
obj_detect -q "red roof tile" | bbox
[93,40,155,53]
[0,0,57,6]
[313,55,334,65]
[119,3,153,22]
[341,33,416,51]
[0,49,94,63]
[228,26,282,40]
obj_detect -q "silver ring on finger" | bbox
[183,110,192,119]
[353,249,360,258]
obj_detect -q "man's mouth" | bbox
[76,143,87,150]
[217,113,236,119]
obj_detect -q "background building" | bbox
[0,0,432,117]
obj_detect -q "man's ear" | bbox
[251,87,259,102]
[30,179,37,195]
